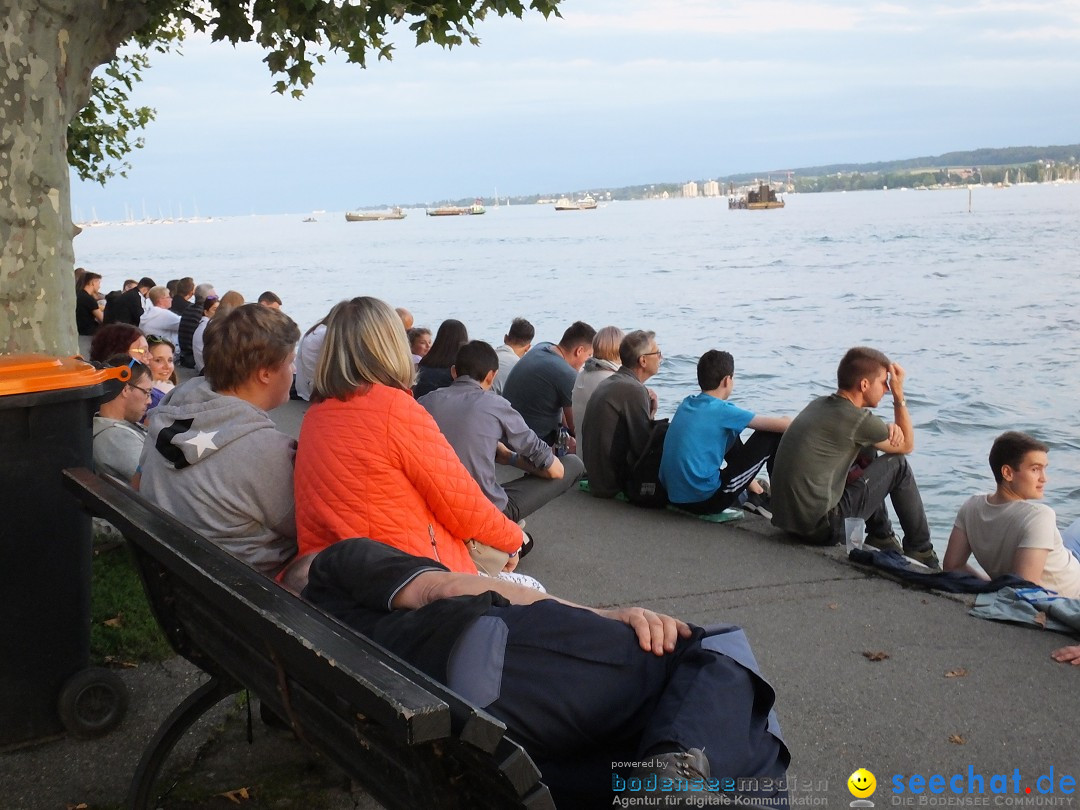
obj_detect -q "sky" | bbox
[69,0,1080,219]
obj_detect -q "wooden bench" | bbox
[63,468,553,810]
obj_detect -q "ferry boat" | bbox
[345,207,407,222]
[554,195,598,211]
[426,200,486,217]
[728,183,785,210]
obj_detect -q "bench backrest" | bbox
[64,468,553,809]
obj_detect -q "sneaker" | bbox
[742,491,773,519]
[865,532,903,555]
[908,546,942,571]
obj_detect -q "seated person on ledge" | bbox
[580,329,661,499]
[770,346,941,570]
[419,340,584,525]
[302,537,790,807]
[93,356,151,484]
[660,350,790,517]
[138,304,308,590]
[943,431,1080,597]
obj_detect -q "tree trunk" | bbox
[0,0,145,355]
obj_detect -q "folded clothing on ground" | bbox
[848,548,1033,594]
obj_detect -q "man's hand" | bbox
[596,606,692,656]
[889,363,906,400]
[647,387,659,418]
[565,434,578,455]
[494,441,513,465]
[1051,645,1080,665]
[886,423,905,447]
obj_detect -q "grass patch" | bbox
[91,544,173,665]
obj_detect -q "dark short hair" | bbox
[101,355,150,403]
[697,350,735,391]
[175,277,195,298]
[81,271,102,287]
[559,321,596,352]
[837,346,891,390]
[988,431,1048,484]
[137,277,156,290]
[419,319,469,368]
[619,330,655,367]
[454,340,499,382]
[258,290,283,306]
[505,318,535,345]
[166,279,179,296]
[203,304,300,392]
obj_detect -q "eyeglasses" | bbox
[129,347,149,357]
[127,383,153,399]
[146,334,174,348]
[640,349,663,358]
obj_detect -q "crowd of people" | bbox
[72,272,1080,803]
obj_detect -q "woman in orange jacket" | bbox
[294,296,525,575]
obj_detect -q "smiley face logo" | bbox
[848,768,877,798]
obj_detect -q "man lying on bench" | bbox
[302,537,791,807]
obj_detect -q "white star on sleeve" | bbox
[184,430,219,458]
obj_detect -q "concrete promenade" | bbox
[3,397,1078,809]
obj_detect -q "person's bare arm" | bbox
[748,414,791,433]
[532,455,564,480]
[1012,547,1051,587]
[393,571,692,655]
[875,362,915,455]
[942,526,987,579]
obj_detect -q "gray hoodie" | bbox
[139,377,297,577]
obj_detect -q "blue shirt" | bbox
[660,393,755,504]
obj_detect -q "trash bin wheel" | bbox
[57,667,129,738]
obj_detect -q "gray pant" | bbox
[834,453,931,553]
[502,453,585,522]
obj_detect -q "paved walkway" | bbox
[4,398,1077,808]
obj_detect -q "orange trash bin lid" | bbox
[0,354,130,398]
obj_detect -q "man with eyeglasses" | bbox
[580,330,663,499]
[93,358,152,483]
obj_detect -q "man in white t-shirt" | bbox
[943,431,1080,597]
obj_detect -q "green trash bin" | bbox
[0,353,129,747]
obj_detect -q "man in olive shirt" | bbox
[580,330,661,499]
[770,346,940,569]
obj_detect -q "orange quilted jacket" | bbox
[294,383,522,573]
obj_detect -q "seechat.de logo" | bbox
[849,768,877,807]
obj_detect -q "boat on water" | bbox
[554,195,598,211]
[345,207,407,222]
[426,199,486,217]
[728,183,785,210]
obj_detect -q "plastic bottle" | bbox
[555,426,569,458]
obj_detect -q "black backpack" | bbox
[624,418,670,508]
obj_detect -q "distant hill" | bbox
[420,143,1080,206]
[724,143,1080,182]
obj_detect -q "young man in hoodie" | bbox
[138,304,303,585]
[93,357,151,483]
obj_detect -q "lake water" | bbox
[74,184,1080,555]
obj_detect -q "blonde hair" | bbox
[593,325,624,363]
[313,296,415,400]
[212,289,244,319]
